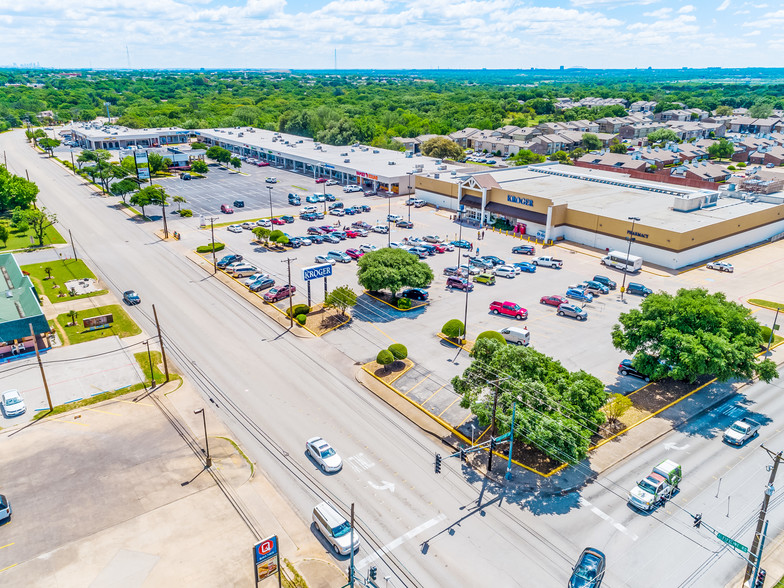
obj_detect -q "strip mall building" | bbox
[415,163,784,269]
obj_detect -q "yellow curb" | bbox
[436,332,474,351]
[388,360,415,384]
[364,290,429,312]
[746,300,784,311]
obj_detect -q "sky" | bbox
[1,0,782,70]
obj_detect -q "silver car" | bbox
[1,389,26,417]
[557,303,588,321]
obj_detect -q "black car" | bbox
[512,244,536,255]
[401,288,428,301]
[217,254,242,269]
[626,282,652,297]
[618,359,650,382]
[593,275,617,290]
[122,290,141,305]
[569,547,606,588]
[233,200,245,208]
[308,234,325,244]
[249,277,275,292]
[359,204,371,212]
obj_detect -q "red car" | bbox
[345,230,359,238]
[540,294,568,307]
[319,225,337,233]
[220,204,234,214]
[257,161,270,167]
[271,217,286,225]
[263,284,296,302]
[345,248,364,260]
[315,177,328,184]
[433,244,447,253]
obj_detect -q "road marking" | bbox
[404,374,431,396]
[578,497,638,541]
[0,543,14,550]
[421,383,446,406]
[119,400,155,408]
[348,453,375,472]
[368,480,395,493]
[663,442,690,451]
[0,563,18,574]
[437,398,460,417]
[355,514,447,568]
[87,408,122,416]
[48,417,88,427]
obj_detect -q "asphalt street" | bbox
[4,130,784,587]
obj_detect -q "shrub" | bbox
[442,319,466,339]
[738,162,747,168]
[727,165,736,171]
[179,208,193,217]
[288,304,311,317]
[397,297,411,309]
[376,349,394,370]
[760,326,773,344]
[605,393,632,423]
[295,314,307,325]
[475,330,506,346]
[196,242,225,253]
[388,343,408,360]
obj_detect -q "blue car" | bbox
[513,261,536,273]
[451,240,471,249]
[566,287,594,303]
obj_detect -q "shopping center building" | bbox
[63,122,189,149]
[414,163,784,269]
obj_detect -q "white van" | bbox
[499,326,530,346]
[226,264,258,278]
[601,250,643,273]
[312,502,360,556]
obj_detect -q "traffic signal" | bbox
[693,513,702,528]
[369,566,378,581]
[755,569,766,588]
[490,438,496,453]
[435,453,442,474]
[460,448,466,462]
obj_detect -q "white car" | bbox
[343,185,362,193]
[227,224,243,233]
[314,255,336,265]
[359,243,377,253]
[494,265,517,278]
[723,418,760,445]
[306,436,343,472]
[256,219,272,228]
[242,273,268,286]
[372,225,389,234]
[241,221,256,230]
[326,179,340,186]
[299,237,312,246]
[706,261,734,273]
[265,177,277,183]
[1,389,26,417]
[389,241,405,249]
[353,228,369,237]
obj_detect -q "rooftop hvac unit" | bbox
[435,159,442,165]
[434,173,440,179]
[405,152,413,158]
[437,165,447,170]
[672,193,706,212]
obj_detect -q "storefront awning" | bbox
[484,202,547,224]
[458,195,482,208]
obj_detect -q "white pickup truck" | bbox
[531,256,563,269]
[723,417,760,445]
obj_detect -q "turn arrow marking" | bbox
[368,480,395,493]
[664,442,689,451]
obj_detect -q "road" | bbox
[4,130,784,587]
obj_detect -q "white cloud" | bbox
[570,0,656,6]
[717,0,730,10]
[644,7,671,17]
[678,5,695,13]
[744,30,761,35]
[734,9,750,13]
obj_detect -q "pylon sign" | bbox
[253,535,280,584]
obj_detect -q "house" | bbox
[562,120,600,133]
[680,161,731,183]
[654,108,709,122]
[492,125,523,139]
[629,101,657,114]
[618,122,668,140]
[670,144,709,162]
[510,127,542,142]
[748,118,783,134]
[729,116,758,133]
[448,128,482,148]
[748,145,784,166]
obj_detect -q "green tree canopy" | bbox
[206,145,232,163]
[748,100,773,119]
[24,206,57,246]
[38,137,61,156]
[324,285,357,317]
[581,133,602,151]
[190,160,209,173]
[714,105,734,116]
[611,288,778,383]
[647,128,679,144]
[442,319,465,339]
[708,138,734,160]
[110,178,138,204]
[420,137,463,160]
[509,149,546,165]
[356,247,434,294]
[608,139,627,154]
[0,166,39,212]
[452,338,607,464]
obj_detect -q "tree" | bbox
[608,139,627,154]
[44,266,53,279]
[173,195,187,212]
[748,100,773,119]
[420,137,463,161]
[129,190,153,219]
[647,129,679,144]
[376,349,395,373]
[714,105,733,116]
[388,343,408,360]
[110,178,138,204]
[452,338,607,464]
[230,156,242,170]
[38,138,61,157]
[67,309,78,326]
[509,149,545,165]
[323,285,357,317]
[581,133,602,151]
[190,142,208,150]
[252,226,271,245]
[0,168,39,212]
[0,224,8,247]
[356,248,434,294]
[206,145,232,164]
[147,152,171,174]
[611,288,779,384]
[24,207,57,247]
[475,330,507,346]
[549,150,570,163]
[190,160,208,174]
[605,393,632,424]
[442,319,466,340]
[708,138,734,161]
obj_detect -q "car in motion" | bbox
[568,547,606,588]
[557,303,588,321]
[707,260,734,273]
[122,290,141,305]
[1,389,27,417]
[306,436,343,472]
[263,284,296,302]
[723,417,760,446]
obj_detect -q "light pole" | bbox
[455,205,464,268]
[267,185,274,220]
[145,339,156,387]
[209,217,218,274]
[620,216,641,301]
[387,192,391,247]
[767,307,780,353]
[193,408,212,468]
[407,172,413,223]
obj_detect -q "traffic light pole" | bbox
[744,447,782,586]
[752,520,769,588]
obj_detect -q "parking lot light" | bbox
[267,185,274,219]
[620,216,641,301]
[193,408,212,468]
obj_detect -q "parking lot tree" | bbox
[420,137,463,161]
[172,195,187,212]
[647,128,679,144]
[24,206,57,246]
[323,285,357,317]
[252,226,271,245]
[190,142,208,150]
[129,190,153,219]
[376,349,395,373]
[206,145,232,164]
[708,138,734,161]
[180,209,193,217]
[608,139,627,154]
[147,152,172,174]
[581,133,602,151]
[442,319,466,340]
[230,156,242,170]
[0,224,8,247]
[38,137,61,156]
[190,160,208,174]
[356,248,434,295]
[452,338,607,464]
[475,330,507,346]
[604,393,632,424]
[611,288,779,384]
[388,343,408,361]
[110,178,138,204]
[0,167,39,212]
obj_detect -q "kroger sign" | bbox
[507,195,534,207]
[302,264,333,281]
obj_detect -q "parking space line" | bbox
[0,543,14,550]
[474,425,492,443]
[404,374,431,397]
[87,408,122,416]
[420,383,446,406]
[48,417,89,427]
[369,323,397,344]
[120,400,155,408]
[455,413,474,428]
[0,563,18,574]
[437,398,460,417]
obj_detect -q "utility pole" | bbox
[193,408,212,468]
[744,447,782,585]
[30,324,53,410]
[152,304,170,383]
[767,307,780,353]
[145,339,156,387]
[68,229,78,261]
[209,217,218,273]
[387,192,391,247]
[282,257,296,328]
[267,185,274,220]
[620,216,640,301]
[486,376,511,473]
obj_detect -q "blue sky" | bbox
[0,0,781,70]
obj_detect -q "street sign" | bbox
[717,533,748,553]
[302,263,333,281]
[253,535,280,584]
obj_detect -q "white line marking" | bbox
[355,514,447,568]
[348,453,375,472]
[367,480,395,492]
[579,497,638,541]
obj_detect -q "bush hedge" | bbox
[196,242,225,253]
[296,314,307,325]
[388,343,408,360]
[397,297,411,309]
[442,319,465,339]
[377,349,394,366]
[180,208,193,217]
[287,304,311,317]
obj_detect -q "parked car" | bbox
[557,303,588,321]
[499,326,530,346]
[451,240,471,249]
[325,193,336,202]
[0,494,10,521]
[468,256,493,269]
[359,243,377,253]
[443,266,465,277]
[345,248,364,260]
[593,275,617,290]
[122,290,141,305]
[581,280,609,295]
[217,254,242,269]
[323,234,341,244]
[512,244,536,255]
[249,276,275,292]
[481,255,506,267]
[227,224,243,233]
[242,273,268,286]
[446,276,473,291]
[315,177,328,184]
[306,195,320,203]
[240,221,256,230]
[256,219,272,228]
[540,294,568,307]
[281,215,294,223]
[459,264,482,276]
[264,284,296,302]
[359,204,371,212]
[1,389,27,417]
[220,204,234,214]
[400,288,429,301]
[723,417,761,446]
[353,228,369,237]
[331,231,347,240]
[513,261,536,273]
[233,200,244,208]
[494,266,517,279]
[423,235,442,243]
[306,436,342,472]
[396,220,413,229]
[568,547,606,588]
[288,195,301,205]
[344,230,359,238]
[271,218,286,225]
[707,261,734,273]
[326,179,340,186]
[307,227,325,235]
[265,177,277,183]
[473,272,496,285]
[372,225,389,234]
[626,282,652,297]
[329,208,345,217]
[352,221,372,230]
[308,234,325,244]
[327,250,352,263]
[618,359,650,381]
[566,287,594,303]
[343,185,362,193]
[314,255,336,265]
[489,301,527,320]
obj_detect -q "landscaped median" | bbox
[22,259,108,303]
[364,290,429,312]
[54,304,141,345]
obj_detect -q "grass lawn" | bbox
[0,219,66,251]
[775,575,784,588]
[56,304,141,345]
[749,298,784,310]
[134,349,169,386]
[21,258,107,303]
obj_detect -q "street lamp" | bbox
[620,216,641,301]
[209,217,219,274]
[455,205,464,267]
[145,339,156,387]
[407,172,414,223]
[267,185,274,220]
[387,192,391,247]
[193,408,212,468]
